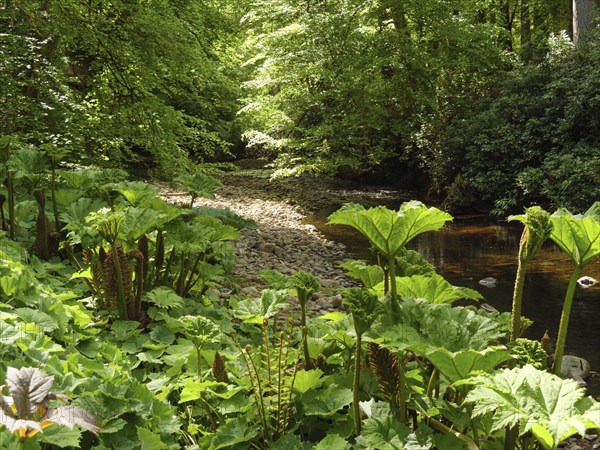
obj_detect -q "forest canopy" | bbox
[1,0,599,214]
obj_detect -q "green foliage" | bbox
[340,260,385,289]
[342,287,383,435]
[342,288,383,337]
[329,202,452,307]
[441,29,600,214]
[509,338,549,370]
[175,171,223,208]
[424,347,514,384]
[509,206,554,262]
[328,202,453,260]
[234,289,289,324]
[1,0,241,176]
[550,203,600,267]
[373,298,510,353]
[508,206,553,340]
[239,0,508,180]
[464,365,600,450]
[373,274,483,304]
[549,203,600,374]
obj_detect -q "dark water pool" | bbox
[307,212,600,399]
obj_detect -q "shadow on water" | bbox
[306,211,600,399]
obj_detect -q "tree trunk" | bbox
[521,0,531,48]
[573,0,599,43]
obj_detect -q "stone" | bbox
[478,277,498,287]
[330,294,343,308]
[241,286,260,297]
[561,355,591,387]
[258,242,278,254]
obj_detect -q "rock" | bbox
[478,277,498,288]
[577,276,598,289]
[241,286,260,297]
[330,294,343,308]
[258,242,278,254]
[561,355,591,387]
[319,278,338,289]
[312,292,326,300]
[480,302,498,313]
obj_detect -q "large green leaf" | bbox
[121,207,163,241]
[395,248,436,277]
[271,433,303,450]
[234,289,289,324]
[550,204,600,267]
[372,298,508,353]
[314,434,351,450]
[424,347,513,384]
[14,308,60,332]
[209,416,259,449]
[112,181,160,207]
[354,416,441,450]
[373,274,482,304]
[328,202,452,259]
[193,206,257,229]
[176,171,222,200]
[179,380,224,403]
[37,426,82,448]
[293,369,325,394]
[144,287,185,310]
[303,384,353,417]
[136,427,166,450]
[464,365,600,448]
[340,260,384,289]
[178,315,221,347]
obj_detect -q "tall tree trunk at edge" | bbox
[573,0,599,43]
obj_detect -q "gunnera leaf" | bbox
[373,274,482,304]
[6,367,54,419]
[464,364,600,448]
[43,405,102,434]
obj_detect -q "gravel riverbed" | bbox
[161,171,363,315]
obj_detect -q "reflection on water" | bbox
[308,213,600,399]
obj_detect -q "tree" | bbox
[573,0,600,43]
[0,0,242,177]
[238,0,507,183]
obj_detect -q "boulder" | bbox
[561,355,591,387]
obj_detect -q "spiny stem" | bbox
[353,333,363,435]
[388,256,398,310]
[398,352,407,424]
[510,240,527,341]
[426,367,438,399]
[553,266,583,375]
[276,331,284,437]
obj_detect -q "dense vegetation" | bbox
[2,0,599,213]
[2,0,600,448]
[1,156,599,448]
